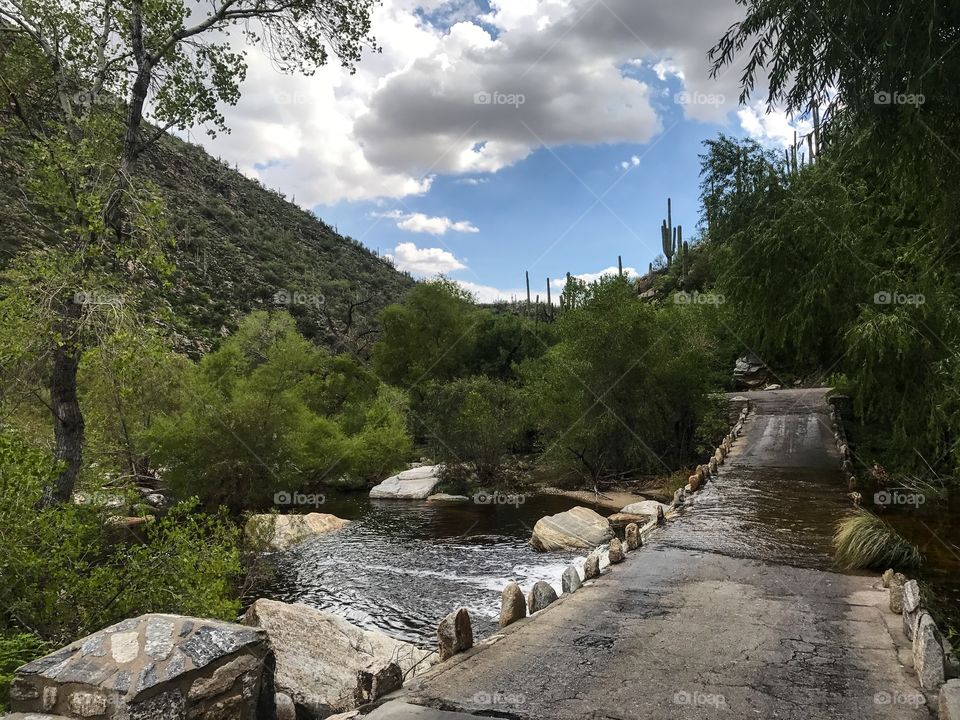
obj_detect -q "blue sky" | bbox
[200,0,805,301]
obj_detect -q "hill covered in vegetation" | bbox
[0,128,414,355]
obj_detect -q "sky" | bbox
[193,0,809,302]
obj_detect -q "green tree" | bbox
[420,376,523,481]
[0,0,378,504]
[373,279,480,388]
[148,311,411,509]
[522,277,720,482]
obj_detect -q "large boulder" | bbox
[499,583,527,628]
[529,506,614,552]
[527,581,559,614]
[246,513,351,552]
[369,466,442,500]
[243,599,433,718]
[437,608,473,662]
[733,354,768,389]
[620,500,668,519]
[10,614,268,719]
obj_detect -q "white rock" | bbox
[620,500,668,518]
[246,513,351,552]
[529,506,614,552]
[369,466,443,500]
[244,599,434,717]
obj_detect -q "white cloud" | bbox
[194,0,746,205]
[619,155,641,170]
[552,265,640,290]
[455,280,529,304]
[378,210,479,235]
[737,103,814,150]
[386,242,466,274]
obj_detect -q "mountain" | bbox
[0,128,415,356]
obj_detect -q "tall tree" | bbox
[0,0,378,504]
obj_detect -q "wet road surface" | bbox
[389,389,932,719]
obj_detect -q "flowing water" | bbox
[263,493,590,646]
[264,394,960,649]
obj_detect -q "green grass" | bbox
[833,509,923,571]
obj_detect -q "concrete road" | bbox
[379,389,932,719]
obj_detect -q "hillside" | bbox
[0,129,415,356]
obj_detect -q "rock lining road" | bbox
[374,389,932,719]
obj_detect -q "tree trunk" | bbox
[40,300,85,506]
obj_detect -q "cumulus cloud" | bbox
[386,242,466,274]
[195,0,745,205]
[620,155,641,170]
[737,103,814,149]
[552,265,641,290]
[377,210,479,234]
[455,280,529,304]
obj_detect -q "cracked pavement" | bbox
[382,390,932,719]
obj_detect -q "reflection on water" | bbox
[264,494,588,646]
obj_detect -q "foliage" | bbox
[79,331,189,483]
[148,311,411,510]
[373,279,480,389]
[0,427,241,648]
[521,276,721,482]
[833,509,923,571]
[0,632,50,711]
[420,376,523,481]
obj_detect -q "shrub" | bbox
[0,427,242,706]
[833,509,922,570]
[420,376,523,481]
[148,311,411,509]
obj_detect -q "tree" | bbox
[147,311,411,510]
[373,279,480,389]
[522,277,720,482]
[0,0,378,504]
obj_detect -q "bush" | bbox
[148,311,411,509]
[833,509,922,571]
[420,376,523,481]
[521,276,720,482]
[0,427,242,706]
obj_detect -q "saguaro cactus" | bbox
[660,197,682,267]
